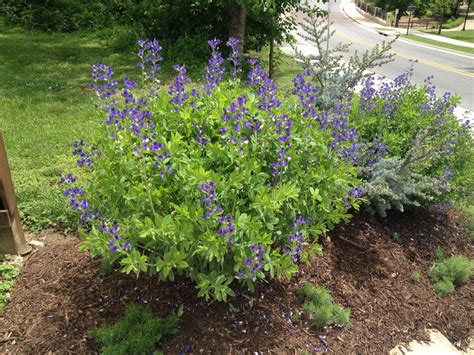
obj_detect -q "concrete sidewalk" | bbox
[341,0,474,48]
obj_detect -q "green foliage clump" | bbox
[410,271,421,283]
[296,283,351,329]
[0,258,20,309]
[429,254,474,296]
[92,303,182,355]
[72,39,362,302]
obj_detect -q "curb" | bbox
[341,5,392,37]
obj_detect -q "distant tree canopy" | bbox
[0,0,301,54]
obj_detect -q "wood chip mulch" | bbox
[0,209,472,354]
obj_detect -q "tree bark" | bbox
[228,2,247,56]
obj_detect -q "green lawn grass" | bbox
[430,29,474,44]
[0,22,303,231]
[442,16,464,30]
[401,34,474,55]
[0,22,139,230]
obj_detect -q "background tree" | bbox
[430,0,458,33]
[376,0,431,27]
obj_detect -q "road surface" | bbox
[299,0,474,110]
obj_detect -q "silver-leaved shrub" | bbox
[61,38,362,301]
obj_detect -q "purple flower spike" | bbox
[226,37,241,77]
[137,38,163,81]
[202,39,225,95]
[168,64,190,107]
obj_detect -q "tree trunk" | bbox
[453,0,461,17]
[269,37,275,79]
[438,13,444,34]
[395,11,402,27]
[228,2,247,56]
[463,0,472,31]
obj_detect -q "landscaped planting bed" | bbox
[0,209,472,353]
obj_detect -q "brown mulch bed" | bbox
[0,209,472,354]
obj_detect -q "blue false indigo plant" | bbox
[63,37,363,301]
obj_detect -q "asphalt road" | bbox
[303,0,474,110]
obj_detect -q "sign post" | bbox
[0,133,30,255]
[406,6,416,35]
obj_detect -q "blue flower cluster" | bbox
[89,63,119,101]
[99,219,132,253]
[72,140,100,169]
[365,138,388,166]
[220,94,253,148]
[247,58,280,112]
[61,175,100,224]
[217,215,235,243]
[226,37,241,78]
[283,216,310,262]
[348,187,364,199]
[195,124,210,146]
[239,244,265,280]
[203,39,224,95]
[198,182,223,219]
[168,64,190,107]
[326,104,359,165]
[271,114,293,182]
[137,38,163,81]
[292,69,319,118]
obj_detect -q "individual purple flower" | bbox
[108,239,118,253]
[348,187,364,199]
[202,39,225,95]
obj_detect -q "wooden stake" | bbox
[0,133,30,255]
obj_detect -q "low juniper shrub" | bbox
[62,38,363,301]
[296,283,351,329]
[92,303,182,355]
[429,253,474,297]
